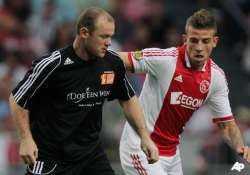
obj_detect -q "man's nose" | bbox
[196,41,203,52]
[105,38,112,46]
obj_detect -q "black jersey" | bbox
[12,45,135,163]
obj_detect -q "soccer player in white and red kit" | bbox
[117,9,250,175]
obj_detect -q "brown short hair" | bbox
[185,9,217,34]
[76,7,114,34]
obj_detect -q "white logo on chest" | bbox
[170,92,203,110]
[174,75,183,82]
[66,87,110,105]
[64,57,74,65]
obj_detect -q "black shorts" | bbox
[25,150,115,175]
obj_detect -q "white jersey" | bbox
[121,45,233,156]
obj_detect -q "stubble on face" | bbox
[86,16,115,59]
[184,26,217,70]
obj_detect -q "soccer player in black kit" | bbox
[9,7,159,175]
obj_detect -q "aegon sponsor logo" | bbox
[67,87,110,103]
[170,92,203,110]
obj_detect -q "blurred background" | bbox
[0,0,250,174]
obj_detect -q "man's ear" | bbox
[79,27,89,39]
[213,36,219,48]
[182,34,187,44]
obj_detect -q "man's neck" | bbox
[73,37,90,61]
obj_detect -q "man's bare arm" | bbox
[117,52,133,71]
[119,96,159,163]
[9,94,38,165]
[217,120,250,163]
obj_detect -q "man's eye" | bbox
[190,38,198,43]
[203,39,210,44]
[101,35,109,39]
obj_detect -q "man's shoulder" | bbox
[210,60,226,77]
[42,46,75,68]
[104,50,124,66]
[34,50,62,66]
[105,50,120,59]
[56,45,72,58]
[142,47,178,59]
[210,60,229,90]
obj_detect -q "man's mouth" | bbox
[194,54,204,59]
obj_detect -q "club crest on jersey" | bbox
[101,71,115,85]
[200,80,210,94]
[132,51,143,61]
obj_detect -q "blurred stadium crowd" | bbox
[0,0,250,174]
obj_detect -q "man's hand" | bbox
[140,134,159,164]
[19,137,38,165]
[236,145,250,163]
[217,121,250,164]
[9,94,38,165]
[119,97,159,163]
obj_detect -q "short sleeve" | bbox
[127,47,177,76]
[108,60,135,101]
[207,71,234,123]
[12,51,61,109]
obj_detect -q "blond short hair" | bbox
[185,9,217,34]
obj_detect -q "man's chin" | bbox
[98,52,106,58]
